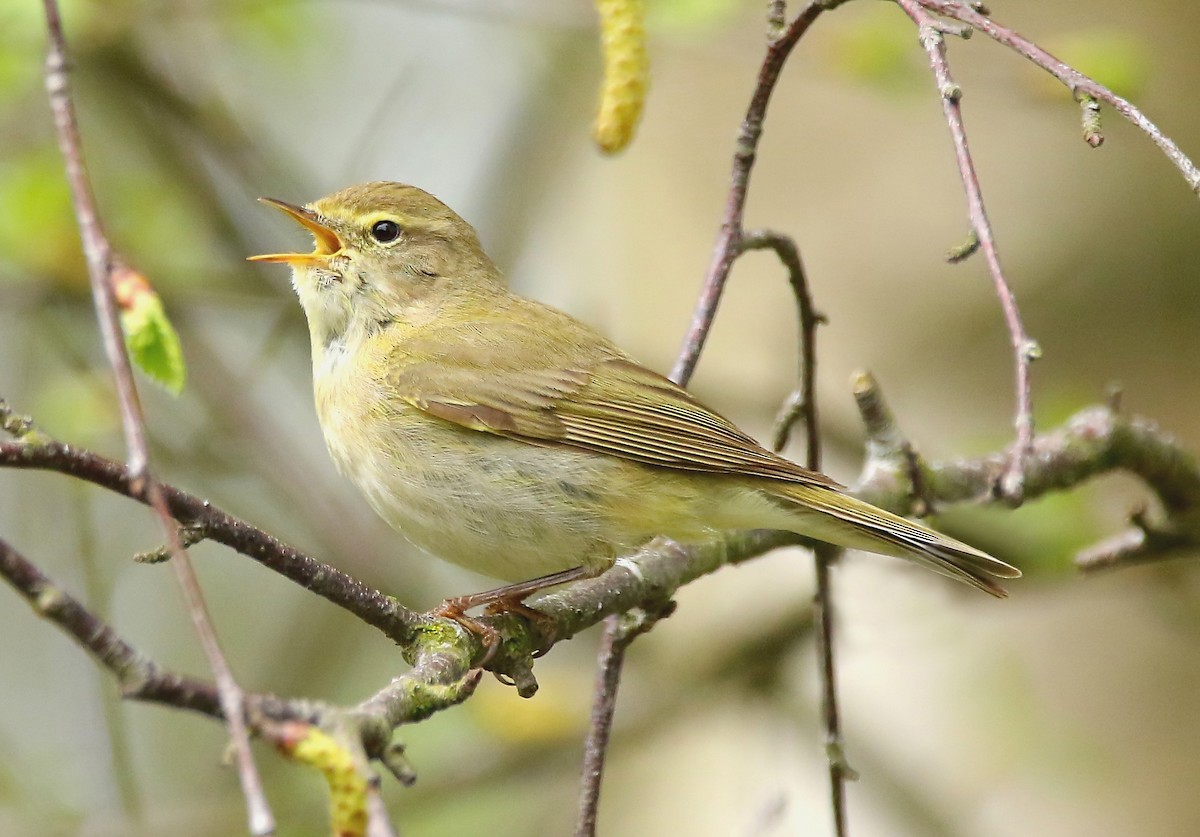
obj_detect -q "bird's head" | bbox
[250,181,501,352]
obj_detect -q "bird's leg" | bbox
[432,565,596,665]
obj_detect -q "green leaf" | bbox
[117,272,187,395]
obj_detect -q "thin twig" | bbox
[578,6,833,819]
[754,230,852,835]
[670,1,832,384]
[39,4,271,830]
[575,606,670,836]
[575,614,624,837]
[920,0,1200,192]
[744,229,823,464]
[578,4,838,803]
[894,0,1038,504]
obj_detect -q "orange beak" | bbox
[248,197,343,265]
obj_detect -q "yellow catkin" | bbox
[282,725,368,837]
[592,0,648,154]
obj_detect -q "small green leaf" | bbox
[115,267,186,395]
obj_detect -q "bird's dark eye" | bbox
[370,220,401,243]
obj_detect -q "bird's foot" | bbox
[430,598,502,667]
[430,566,595,667]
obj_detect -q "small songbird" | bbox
[250,182,1019,634]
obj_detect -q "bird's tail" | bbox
[772,483,1021,597]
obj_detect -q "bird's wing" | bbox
[387,317,839,489]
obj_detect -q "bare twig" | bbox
[894,0,1038,505]
[578,5,837,821]
[670,1,833,384]
[744,229,823,463]
[41,6,269,826]
[41,2,145,478]
[579,4,838,808]
[753,229,852,834]
[852,370,935,516]
[575,614,625,837]
[575,606,671,837]
[920,0,1200,192]
[0,535,319,726]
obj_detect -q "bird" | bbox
[249,181,1019,644]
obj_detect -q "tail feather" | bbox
[776,484,1021,598]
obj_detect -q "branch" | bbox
[920,0,1200,193]
[850,378,1200,570]
[895,0,1038,504]
[7,396,1200,808]
[0,536,320,726]
[40,1,270,829]
[579,5,841,824]
[670,1,835,384]
[0,406,421,645]
[574,605,671,837]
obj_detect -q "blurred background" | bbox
[2,0,1199,834]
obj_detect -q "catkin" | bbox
[593,0,648,154]
[279,724,368,837]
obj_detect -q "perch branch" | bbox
[5,399,1200,780]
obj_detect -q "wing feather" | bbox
[390,331,838,488]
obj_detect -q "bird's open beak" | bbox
[247,197,343,265]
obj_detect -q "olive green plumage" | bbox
[252,181,1019,598]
